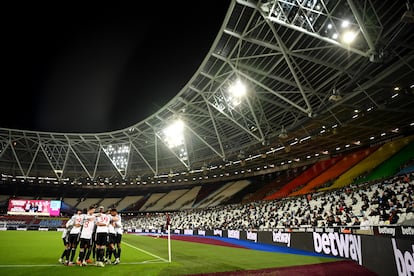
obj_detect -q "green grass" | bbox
[0,231,336,276]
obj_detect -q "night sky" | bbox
[2,2,230,133]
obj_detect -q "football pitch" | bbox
[0,231,337,275]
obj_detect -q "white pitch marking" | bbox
[123,241,169,263]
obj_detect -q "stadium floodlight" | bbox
[329,88,342,102]
[278,126,288,139]
[228,79,247,107]
[341,20,350,28]
[401,0,414,23]
[102,143,130,172]
[162,119,185,148]
[228,79,246,98]
[160,118,190,166]
[342,30,357,44]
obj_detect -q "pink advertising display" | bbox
[49,200,61,217]
[7,199,51,216]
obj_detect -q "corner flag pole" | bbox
[168,225,171,263]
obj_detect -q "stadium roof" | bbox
[0,0,413,186]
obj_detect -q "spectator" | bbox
[368,207,379,216]
[352,217,360,226]
[344,213,352,224]
[406,202,414,213]
[334,216,343,226]
[388,210,399,224]
[360,217,370,230]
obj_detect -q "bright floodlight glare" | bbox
[103,144,130,170]
[341,20,350,28]
[163,119,185,148]
[229,79,246,97]
[342,30,357,43]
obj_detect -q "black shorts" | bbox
[79,238,92,248]
[91,232,97,244]
[114,234,122,244]
[68,233,79,245]
[62,237,69,246]
[108,233,116,244]
[95,232,108,246]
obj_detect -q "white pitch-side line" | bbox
[125,260,166,264]
[123,241,169,263]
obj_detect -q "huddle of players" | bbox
[59,205,123,267]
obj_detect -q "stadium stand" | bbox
[398,164,414,175]
[123,195,150,212]
[194,181,236,209]
[115,195,143,211]
[248,167,304,201]
[76,198,101,210]
[323,135,414,190]
[192,182,223,206]
[195,180,250,208]
[201,180,251,208]
[139,193,167,211]
[164,186,201,211]
[125,173,414,231]
[0,215,35,228]
[265,156,342,200]
[62,198,80,209]
[289,147,378,196]
[145,189,189,211]
[96,197,122,210]
[356,140,414,183]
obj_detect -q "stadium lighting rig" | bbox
[162,119,185,148]
[227,78,247,107]
[278,126,288,139]
[160,118,189,167]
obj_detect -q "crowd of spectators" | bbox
[124,173,414,231]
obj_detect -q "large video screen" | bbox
[49,200,62,217]
[7,199,61,216]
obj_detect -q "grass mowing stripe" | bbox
[0,261,167,268]
[123,241,169,263]
[0,264,62,268]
